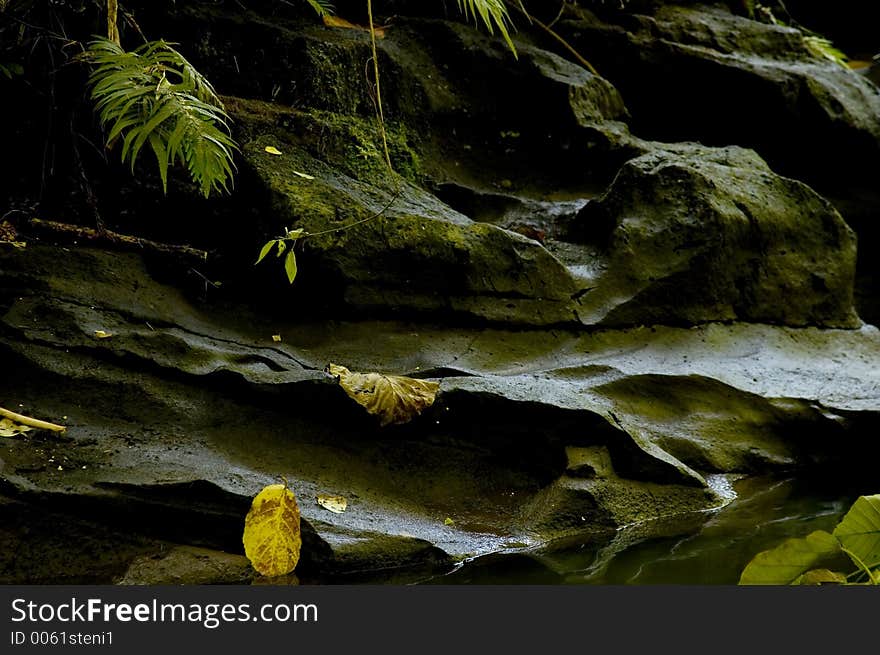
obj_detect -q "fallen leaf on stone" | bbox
[444,517,455,526]
[272,334,282,342]
[293,171,315,180]
[326,363,439,426]
[0,418,33,437]
[264,146,282,156]
[94,330,113,339]
[317,494,347,514]
[242,483,302,578]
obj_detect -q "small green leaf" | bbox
[284,249,298,284]
[276,240,287,257]
[285,228,305,239]
[739,530,842,585]
[256,240,277,264]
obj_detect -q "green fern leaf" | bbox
[81,37,238,198]
[305,0,334,17]
[284,249,298,284]
[455,0,517,56]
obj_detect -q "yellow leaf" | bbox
[242,483,302,577]
[326,363,439,427]
[264,146,283,156]
[317,494,347,514]
[444,517,455,526]
[94,330,113,339]
[0,418,34,438]
[272,334,282,342]
[293,170,315,180]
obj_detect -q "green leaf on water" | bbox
[739,530,842,585]
[833,494,880,576]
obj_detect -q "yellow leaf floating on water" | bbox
[0,418,33,438]
[317,494,347,514]
[242,483,302,578]
[94,330,113,339]
[264,146,283,156]
[272,334,282,342]
[326,363,439,427]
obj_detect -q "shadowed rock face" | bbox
[556,3,880,192]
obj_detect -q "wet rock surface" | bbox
[2,1,880,583]
[1,244,878,582]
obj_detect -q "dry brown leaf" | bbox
[322,14,386,37]
[327,363,439,427]
[316,494,348,514]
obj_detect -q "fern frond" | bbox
[305,0,334,17]
[803,35,848,68]
[455,0,517,56]
[81,37,238,198]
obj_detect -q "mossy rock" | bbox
[236,101,582,325]
[570,144,859,327]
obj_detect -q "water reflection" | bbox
[437,475,873,585]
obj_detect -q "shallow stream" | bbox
[431,475,874,585]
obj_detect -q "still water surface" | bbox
[436,475,872,584]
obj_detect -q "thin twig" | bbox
[27,218,208,262]
[0,407,66,433]
[366,0,394,177]
[506,1,600,76]
[303,187,403,239]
